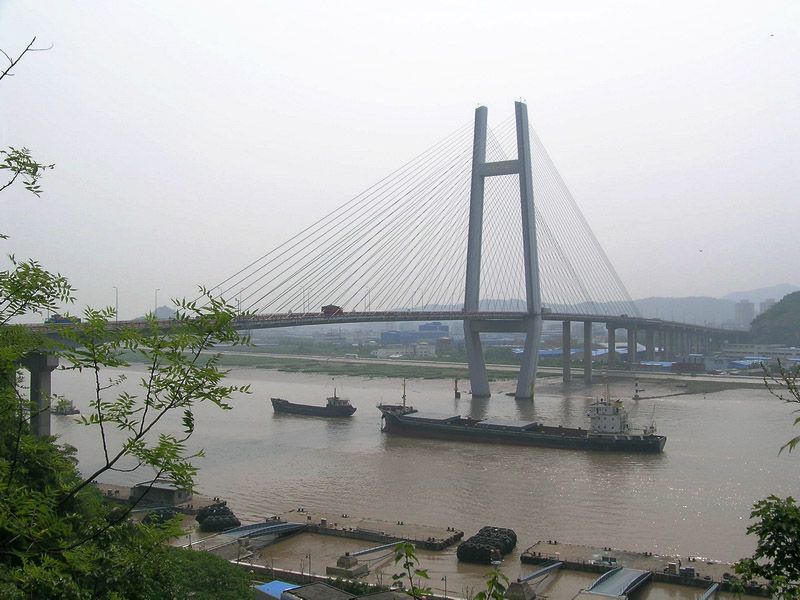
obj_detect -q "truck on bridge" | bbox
[321,304,344,316]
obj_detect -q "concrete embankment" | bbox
[521,540,769,597]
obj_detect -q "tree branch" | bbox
[0,37,53,82]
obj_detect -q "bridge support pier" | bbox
[562,321,571,383]
[664,330,673,360]
[22,352,59,437]
[607,324,616,368]
[516,316,543,399]
[645,328,655,361]
[464,325,490,398]
[583,321,593,384]
[627,326,637,367]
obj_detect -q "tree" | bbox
[474,569,509,600]
[735,496,799,599]
[392,541,432,599]
[0,36,253,598]
[763,359,800,453]
[732,361,800,599]
[1,38,54,198]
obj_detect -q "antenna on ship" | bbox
[402,379,407,408]
[332,377,337,400]
[649,402,657,432]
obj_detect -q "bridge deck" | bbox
[25,310,740,337]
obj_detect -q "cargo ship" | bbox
[378,398,665,453]
[271,387,356,417]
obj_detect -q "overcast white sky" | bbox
[1,1,798,319]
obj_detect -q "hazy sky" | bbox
[1,1,798,319]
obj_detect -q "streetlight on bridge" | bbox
[113,286,118,322]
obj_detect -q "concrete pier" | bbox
[562,321,571,383]
[645,328,655,361]
[22,352,59,437]
[520,541,768,597]
[583,321,593,384]
[627,327,637,366]
[607,325,616,367]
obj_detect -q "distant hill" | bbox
[633,296,735,325]
[750,291,800,346]
[724,283,799,304]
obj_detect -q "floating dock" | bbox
[278,508,463,550]
[521,541,769,597]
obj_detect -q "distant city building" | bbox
[734,300,755,327]
[414,342,436,358]
[759,298,776,314]
[381,322,450,345]
[435,336,453,354]
[419,321,449,334]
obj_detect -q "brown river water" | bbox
[50,366,799,599]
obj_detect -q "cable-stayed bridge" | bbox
[22,102,742,435]
[210,101,735,398]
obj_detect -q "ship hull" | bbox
[271,397,356,417]
[380,410,665,453]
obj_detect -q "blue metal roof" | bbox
[255,580,298,599]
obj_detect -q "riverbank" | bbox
[169,502,764,600]
[119,348,766,392]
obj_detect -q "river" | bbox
[50,365,799,598]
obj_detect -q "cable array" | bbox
[212,112,639,318]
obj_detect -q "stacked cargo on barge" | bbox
[378,398,665,453]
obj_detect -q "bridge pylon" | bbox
[464,101,542,399]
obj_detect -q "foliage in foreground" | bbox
[763,359,800,454]
[732,362,800,599]
[734,495,799,600]
[0,289,252,597]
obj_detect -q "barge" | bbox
[378,398,665,453]
[271,388,356,417]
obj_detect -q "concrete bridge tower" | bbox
[464,101,542,400]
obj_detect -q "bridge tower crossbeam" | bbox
[464,101,542,399]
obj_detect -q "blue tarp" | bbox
[640,361,674,368]
[255,581,298,599]
[512,347,601,357]
[728,360,762,369]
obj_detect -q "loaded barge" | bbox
[378,398,665,452]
